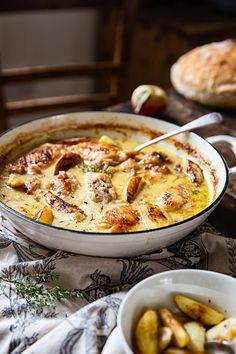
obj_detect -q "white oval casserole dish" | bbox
[0,111,235,257]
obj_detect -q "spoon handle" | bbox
[134,112,223,152]
[205,340,236,354]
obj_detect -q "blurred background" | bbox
[1,0,236,128]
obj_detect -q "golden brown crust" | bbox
[146,204,167,223]
[156,185,190,212]
[125,175,143,203]
[184,160,203,186]
[170,39,236,108]
[44,191,84,214]
[99,205,140,232]
[9,143,61,174]
[54,152,82,175]
[51,171,77,196]
[86,172,116,203]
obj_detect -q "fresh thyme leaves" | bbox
[77,162,115,176]
[88,165,103,173]
[1,272,90,310]
[104,166,115,177]
[192,189,200,195]
[32,272,59,282]
[77,162,101,173]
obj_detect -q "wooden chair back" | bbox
[0,1,136,132]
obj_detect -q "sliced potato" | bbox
[159,326,173,351]
[35,205,54,224]
[6,173,25,189]
[125,175,143,203]
[174,295,224,326]
[134,309,159,354]
[184,321,206,352]
[98,135,116,146]
[184,160,203,185]
[73,211,86,222]
[206,317,236,342]
[164,347,203,354]
[159,308,189,348]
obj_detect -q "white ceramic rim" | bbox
[0,112,229,237]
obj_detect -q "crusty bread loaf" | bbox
[170,39,236,109]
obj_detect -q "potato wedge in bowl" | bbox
[133,295,227,354]
[118,270,236,354]
[174,294,224,326]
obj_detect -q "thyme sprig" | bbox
[1,272,90,310]
[77,162,115,176]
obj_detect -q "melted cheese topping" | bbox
[0,135,210,233]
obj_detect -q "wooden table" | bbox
[106,90,236,238]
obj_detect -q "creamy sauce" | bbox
[0,135,210,233]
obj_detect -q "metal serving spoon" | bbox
[134,112,223,152]
[205,340,236,354]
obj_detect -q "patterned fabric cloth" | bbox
[0,216,235,354]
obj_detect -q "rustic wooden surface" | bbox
[106,90,236,238]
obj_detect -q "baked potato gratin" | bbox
[0,134,210,233]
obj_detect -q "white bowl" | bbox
[118,269,236,354]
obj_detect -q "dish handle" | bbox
[206,135,236,180]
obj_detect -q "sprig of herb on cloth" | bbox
[1,272,90,310]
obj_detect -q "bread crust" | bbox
[170,40,236,108]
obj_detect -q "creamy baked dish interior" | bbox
[0,133,210,233]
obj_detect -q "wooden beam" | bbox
[0,59,8,132]
[0,0,121,12]
[2,62,120,83]
[5,93,116,115]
